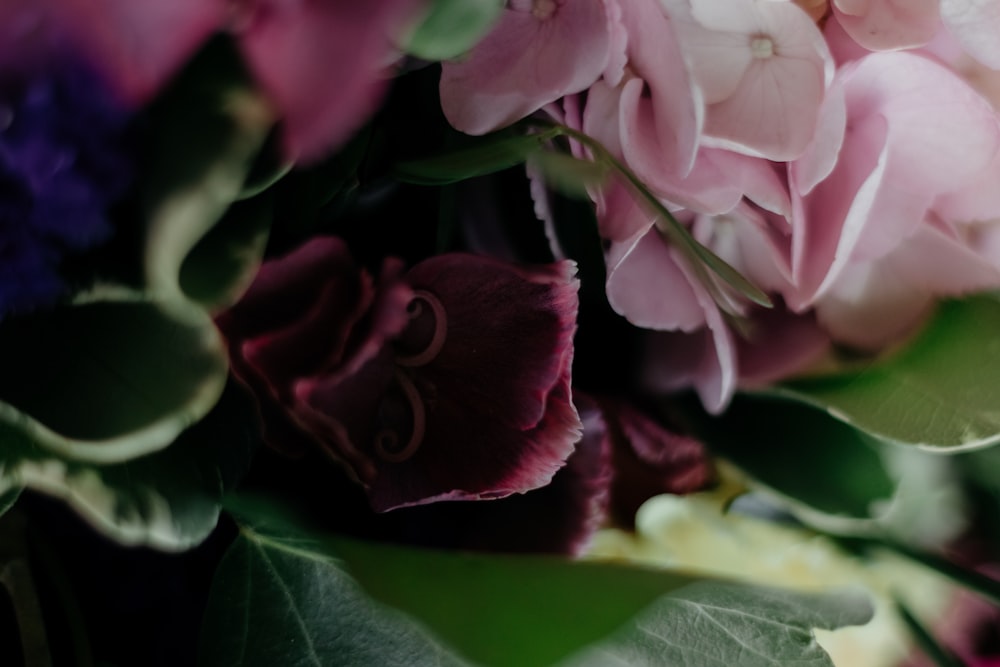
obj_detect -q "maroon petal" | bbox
[403,255,580,432]
[308,255,584,511]
[385,395,611,555]
[597,398,713,526]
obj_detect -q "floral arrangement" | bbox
[7,0,1000,665]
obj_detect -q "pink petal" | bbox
[814,259,935,349]
[941,0,1000,69]
[617,0,702,176]
[239,0,420,162]
[41,0,224,103]
[832,0,940,51]
[439,0,616,135]
[736,307,830,386]
[605,229,706,331]
[641,263,737,413]
[681,0,833,160]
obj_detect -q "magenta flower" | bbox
[38,0,422,162]
[217,237,583,512]
[439,0,623,134]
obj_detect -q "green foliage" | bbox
[690,394,896,528]
[140,37,274,305]
[394,130,557,185]
[199,497,873,667]
[404,0,505,60]
[779,296,1000,450]
[0,291,226,462]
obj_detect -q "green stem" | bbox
[544,123,772,310]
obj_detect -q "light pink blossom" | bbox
[662,0,834,161]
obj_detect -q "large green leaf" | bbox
[0,385,257,550]
[564,583,873,667]
[404,0,504,60]
[199,498,872,667]
[141,37,273,304]
[0,290,227,463]
[778,296,1000,450]
[688,394,896,531]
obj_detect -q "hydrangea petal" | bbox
[605,228,705,331]
[941,0,1000,69]
[439,0,618,134]
[832,0,940,51]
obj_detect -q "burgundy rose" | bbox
[216,237,583,512]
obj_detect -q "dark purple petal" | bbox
[403,255,580,432]
[384,396,611,555]
[597,398,713,526]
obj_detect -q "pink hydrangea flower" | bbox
[663,0,835,161]
[790,51,1000,348]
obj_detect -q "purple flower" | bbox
[217,237,583,512]
[0,54,131,318]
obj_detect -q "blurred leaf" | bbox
[529,151,609,198]
[778,296,1000,450]
[394,130,555,185]
[564,583,873,667]
[0,385,257,550]
[200,497,871,667]
[404,0,504,60]
[0,290,227,463]
[689,394,896,531]
[179,193,272,311]
[140,38,274,302]
[894,598,966,667]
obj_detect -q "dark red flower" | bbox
[217,237,583,511]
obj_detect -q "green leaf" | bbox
[201,497,872,667]
[140,37,273,303]
[178,193,272,311]
[565,583,873,667]
[0,385,257,549]
[394,130,556,185]
[777,296,1000,450]
[0,290,227,463]
[404,0,504,60]
[688,394,896,529]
